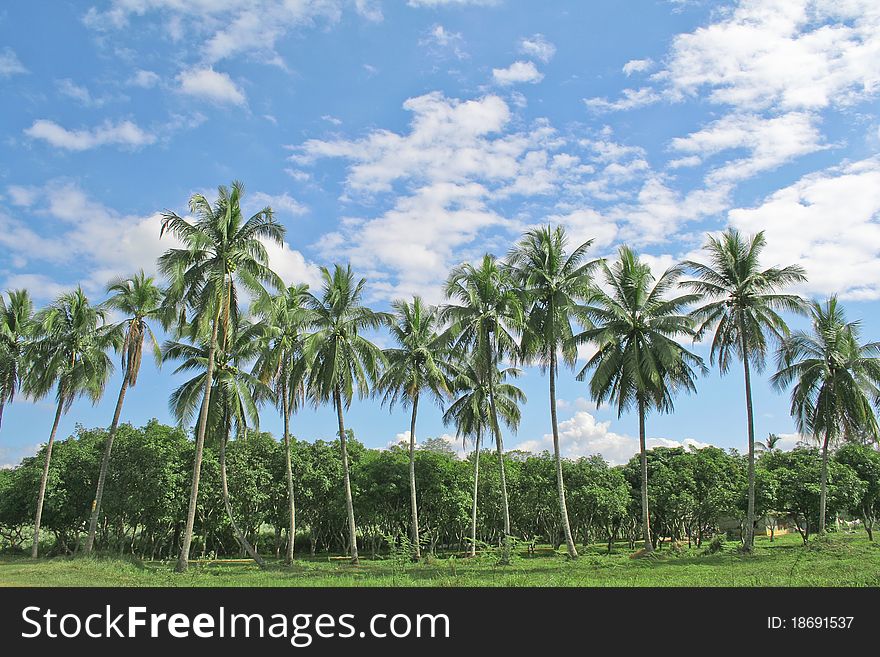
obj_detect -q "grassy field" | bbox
[2,532,879,587]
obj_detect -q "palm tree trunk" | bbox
[408,393,421,561]
[219,416,266,568]
[282,387,295,566]
[638,398,652,553]
[32,392,65,558]
[0,401,4,432]
[740,326,756,552]
[85,376,129,555]
[486,340,511,562]
[175,306,222,573]
[334,385,359,564]
[819,432,830,534]
[469,429,481,558]
[550,349,578,559]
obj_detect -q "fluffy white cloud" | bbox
[492,60,543,86]
[519,34,556,63]
[128,69,160,88]
[177,68,246,105]
[728,156,880,300]
[622,58,653,76]
[248,192,308,217]
[23,119,155,151]
[0,47,27,77]
[584,87,661,112]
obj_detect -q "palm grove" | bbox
[2,182,880,569]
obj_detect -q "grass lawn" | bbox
[1,532,879,587]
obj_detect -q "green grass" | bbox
[2,532,879,587]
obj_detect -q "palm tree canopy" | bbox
[378,296,453,411]
[574,246,706,418]
[303,264,390,408]
[683,228,807,373]
[506,225,598,372]
[0,289,35,406]
[158,180,285,336]
[24,288,120,410]
[771,296,880,443]
[103,270,164,387]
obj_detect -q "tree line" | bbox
[2,180,880,569]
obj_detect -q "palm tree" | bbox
[683,229,806,550]
[377,296,453,561]
[0,289,34,433]
[24,288,119,558]
[85,271,163,555]
[158,180,284,572]
[302,265,389,564]
[252,283,313,565]
[574,247,705,552]
[442,361,525,557]
[164,315,270,567]
[442,254,523,559]
[756,433,783,453]
[771,297,880,534]
[507,225,599,559]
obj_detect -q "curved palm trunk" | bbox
[740,326,757,552]
[819,432,830,535]
[488,383,511,561]
[334,385,359,564]
[408,393,421,561]
[550,350,578,559]
[176,307,222,573]
[0,401,5,432]
[85,376,129,554]
[219,418,266,568]
[32,391,65,558]
[469,429,481,557]
[638,399,652,553]
[282,389,296,566]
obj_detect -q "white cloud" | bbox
[177,67,246,106]
[128,69,160,88]
[728,156,880,300]
[622,58,653,76]
[492,60,543,86]
[0,47,27,77]
[421,24,468,59]
[388,431,470,459]
[519,34,556,63]
[248,192,308,217]
[407,0,500,6]
[584,87,661,112]
[24,119,156,151]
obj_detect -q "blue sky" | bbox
[2,0,880,468]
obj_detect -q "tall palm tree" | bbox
[303,265,389,564]
[0,289,34,433]
[683,229,806,550]
[442,361,524,557]
[85,271,163,555]
[507,225,599,559]
[771,297,880,534]
[24,288,119,558]
[252,283,314,565]
[442,254,523,559]
[164,315,270,567]
[377,296,453,561]
[574,246,705,552]
[756,433,783,453]
[158,180,284,572]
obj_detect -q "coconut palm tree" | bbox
[158,180,284,572]
[507,225,599,559]
[0,289,34,433]
[771,297,880,534]
[683,229,806,550]
[302,265,389,564]
[24,288,119,557]
[574,246,705,552]
[442,361,525,557]
[164,315,270,567]
[252,283,314,565]
[377,296,454,561]
[84,271,163,555]
[756,433,783,453]
[442,254,523,560]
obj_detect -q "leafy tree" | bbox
[24,288,118,557]
[303,265,389,564]
[0,289,34,433]
[772,297,880,533]
[684,229,806,550]
[575,247,705,552]
[835,442,880,540]
[507,225,599,559]
[158,180,284,572]
[85,271,163,554]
